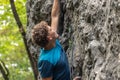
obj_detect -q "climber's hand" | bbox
[73,76,81,80]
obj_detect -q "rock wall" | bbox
[26,0,120,80]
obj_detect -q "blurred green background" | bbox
[0,0,34,80]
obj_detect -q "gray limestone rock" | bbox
[26,0,120,80]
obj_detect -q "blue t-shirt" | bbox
[38,39,70,80]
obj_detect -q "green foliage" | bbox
[0,0,34,80]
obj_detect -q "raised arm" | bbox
[51,0,60,32]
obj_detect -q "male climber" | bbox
[32,0,70,80]
[32,0,81,80]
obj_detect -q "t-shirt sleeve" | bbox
[38,60,54,78]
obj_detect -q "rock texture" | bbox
[26,0,120,80]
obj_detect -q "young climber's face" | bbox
[47,26,58,41]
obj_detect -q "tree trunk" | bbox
[9,0,38,79]
[0,60,9,80]
[26,0,120,80]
